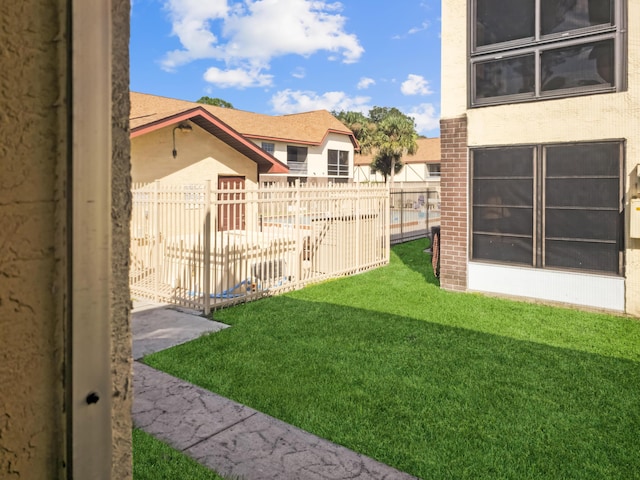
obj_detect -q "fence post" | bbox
[425,188,430,241]
[385,184,391,261]
[355,183,361,270]
[400,189,405,240]
[153,180,160,303]
[203,180,211,315]
[295,179,302,288]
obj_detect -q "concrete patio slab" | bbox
[132,301,229,360]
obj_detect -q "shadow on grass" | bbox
[391,238,440,286]
[145,296,640,480]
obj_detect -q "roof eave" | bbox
[130,107,289,175]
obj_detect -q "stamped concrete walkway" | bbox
[132,300,418,480]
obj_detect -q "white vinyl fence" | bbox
[130,181,390,313]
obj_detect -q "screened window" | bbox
[471,0,625,106]
[472,147,535,265]
[287,146,308,174]
[471,141,623,274]
[328,149,349,176]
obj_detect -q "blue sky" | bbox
[130,1,442,136]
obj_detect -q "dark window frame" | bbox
[469,0,626,106]
[428,163,441,177]
[470,140,624,275]
[287,145,308,163]
[328,149,350,177]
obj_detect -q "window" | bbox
[287,146,308,174]
[471,0,625,106]
[428,163,441,177]
[471,141,623,274]
[328,149,349,176]
[261,142,275,154]
[287,145,308,163]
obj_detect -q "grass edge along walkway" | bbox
[133,428,229,480]
[144,239,640,480]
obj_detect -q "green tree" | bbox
[196,96,234,108]
[332,110,376,154]
[370,110,418,187]
[370,151,403,182]
[333,107,418,187]
[368,106,405,124]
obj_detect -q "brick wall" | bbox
[439,115,468,292]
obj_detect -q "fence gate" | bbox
[218,176,245,231]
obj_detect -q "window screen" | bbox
[470,0,625,105]
[471,141,622,274]
[475,0,535,47]
[544,142,621,272]
[472,147,535,265]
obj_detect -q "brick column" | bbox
[439,115,468,292]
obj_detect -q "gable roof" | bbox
[131,91,358,149]
[130,93,288,174]
[353,137,441,166]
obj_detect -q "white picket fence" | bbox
[130,181,390,313]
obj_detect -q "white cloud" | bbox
[405,103,439,135]
[270,89,371,114]
[400,74,433,96]
[392,20,431,39]
[291,67,306,79]
[408,21,431,35]
[161,0,229,71]
[223,0,363,63]
[203,66,274,88]
[357,77,375,90]
[161,0,364,85]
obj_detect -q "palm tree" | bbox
[332,110,376,154]
[372,113,418,188]
[333,108,418,188]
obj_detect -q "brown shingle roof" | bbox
[130,92,356,147]
[129,93,289,174]
[353,137,441,166]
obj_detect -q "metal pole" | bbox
[203,180,211,315]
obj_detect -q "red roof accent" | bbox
[131,106,288,174]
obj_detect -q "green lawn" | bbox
[143,239,640,480]
[133,428,227,480]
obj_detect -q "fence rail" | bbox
[389,188,440,245]
[130,181,390,314]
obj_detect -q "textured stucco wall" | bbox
[441,0,640,315]
[111,0,133,477]
[0,1,68,478]
[0,1,132,478]
[131,125,259,186]
[440,0,469,119]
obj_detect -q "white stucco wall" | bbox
[441,0,640,314]
[253,132,354,180]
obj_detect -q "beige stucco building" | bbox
[440,0,640,315]
[130,92,357,186]
[1,1,132,479]
[353,137,442,184]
